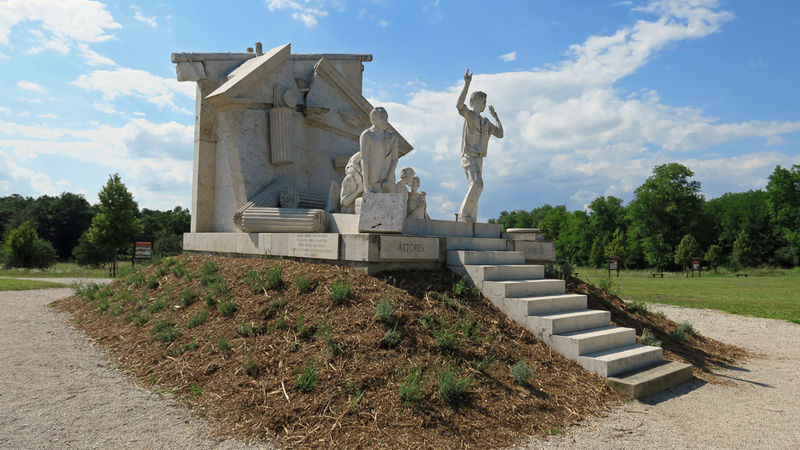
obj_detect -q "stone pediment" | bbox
[306,57,413,156]
[205,43,291,108]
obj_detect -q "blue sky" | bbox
[1,0,798,221]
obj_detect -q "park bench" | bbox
[735,273,749,278]
[651,273,665,278]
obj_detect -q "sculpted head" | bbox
[470,91,487,112]
[411,176,421,190]
[345,152,362,176]
[369,106,389,130]
[399,166,415,184]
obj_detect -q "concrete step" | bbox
[605,360,694,399]
[447,264,545,289]
[503,294,587,321]
[482,279,565,302]
[550,326,637,359]
[526,309,610,336]
[578,344,663,377]
[445,237,508,251]
[446,250,525,266]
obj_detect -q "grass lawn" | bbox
[0,278,70,291]
[576,267,800,325]
[0,262,111,279]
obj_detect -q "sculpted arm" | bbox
[489,105,504,139]
[382,134,399,192]
[457,69,472,116]
[360,133,377,193]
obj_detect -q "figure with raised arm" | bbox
[360,106,399,194]
[456,69,503,222]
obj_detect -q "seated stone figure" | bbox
[360,107,398,194]
[395,166,415,203]
[339,152,363,213]
[407,175,430,220]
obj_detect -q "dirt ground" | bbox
[2,283,798,448]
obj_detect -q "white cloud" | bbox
[0,118,194,208]
[0,51,8,59]
[133,10,157,28]
[78,43,116,66]
[499,51,517,62]
[0,150,65,196]
[377,19,389,28]
[93,102,118,114]
[37,113,57,119]
[0,0,120,65]
[72,68,195,114]
[0,107,10,115]
[16,80,44,92]
[372,0,799,218]
[266,0,330,28]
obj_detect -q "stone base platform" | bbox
[182,217,555,275]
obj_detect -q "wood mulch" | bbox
[52,255,746,448]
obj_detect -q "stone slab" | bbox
[379,236,439,260]
[474,222,503,238]
[285,233,339,259]
[358,193,406,233]
[328,213,359,233]
[605,360,694,398]
[512,240,556,262]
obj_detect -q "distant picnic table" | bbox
[651,273,665,278]
[735,273,749,278]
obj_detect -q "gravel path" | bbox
[2,286,798,449]
[531,304,800,449]
[0,287,265,449]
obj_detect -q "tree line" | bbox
[490,163,800,271]
[1,173,190,269]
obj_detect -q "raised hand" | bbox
[489,105,497,116]
[464,69,472,83]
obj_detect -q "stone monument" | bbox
[456,69,503,223]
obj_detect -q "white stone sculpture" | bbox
[339,152,363,213]
[456,69,503,223]
[407,175,430,220]
[360,107,399,194]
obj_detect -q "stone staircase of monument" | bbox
[445,237,693,398]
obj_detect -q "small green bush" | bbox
[180,287,198,307]
[171,262,187,278]
[186,309,209,329]
[511,360,534,385]
[1,222,57,269]
[156,265,169,277]
[398,365,424,404]
[346,381,363,412]
[200,261,218,276]
[148,297,169,313]
[435,321,459,352]
[453,278,479,302]
[128,272,145,288]
[381,326,402,348]
[418,313,435,330]
[375,299,396,325]
[244,270,263,294]
[217,336,231,351]
[437,364,470,405]
[204,294,217,307]
[274,315,288,330]
[242,357,260,378]
[128,311,150,326]
[295,362,318,393]
[267,297,287,314]
[147,276,159,290]
[668,329,687,343]
[187,384,202,398]
[294,273,313,293]
[640,328,662,347]
[627,300,648,315]
[218,299,236,318]
[237,322,259,337]
[329,279,352,304]
[167,341,198,356]
[315,316,342,354]
[150,319,181,342]
[263,265,284,290]
[296,314,314,339]
[597,277,615,292]
[72,281,102,302]
[677,321,694,335]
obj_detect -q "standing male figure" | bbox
[456,69,503,222]
[360,106,399,194]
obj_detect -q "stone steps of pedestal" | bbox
[482,279,565,302]
[446,250,525,266]
[577,344,664,378]
[549,326,637,359]
[526,309,611,335]
[605,360,694,399]
[445,247,694,398]
[445,237,509,251]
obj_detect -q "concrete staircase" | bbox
[446,238,693,398]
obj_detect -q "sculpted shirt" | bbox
[458,107,501,159]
